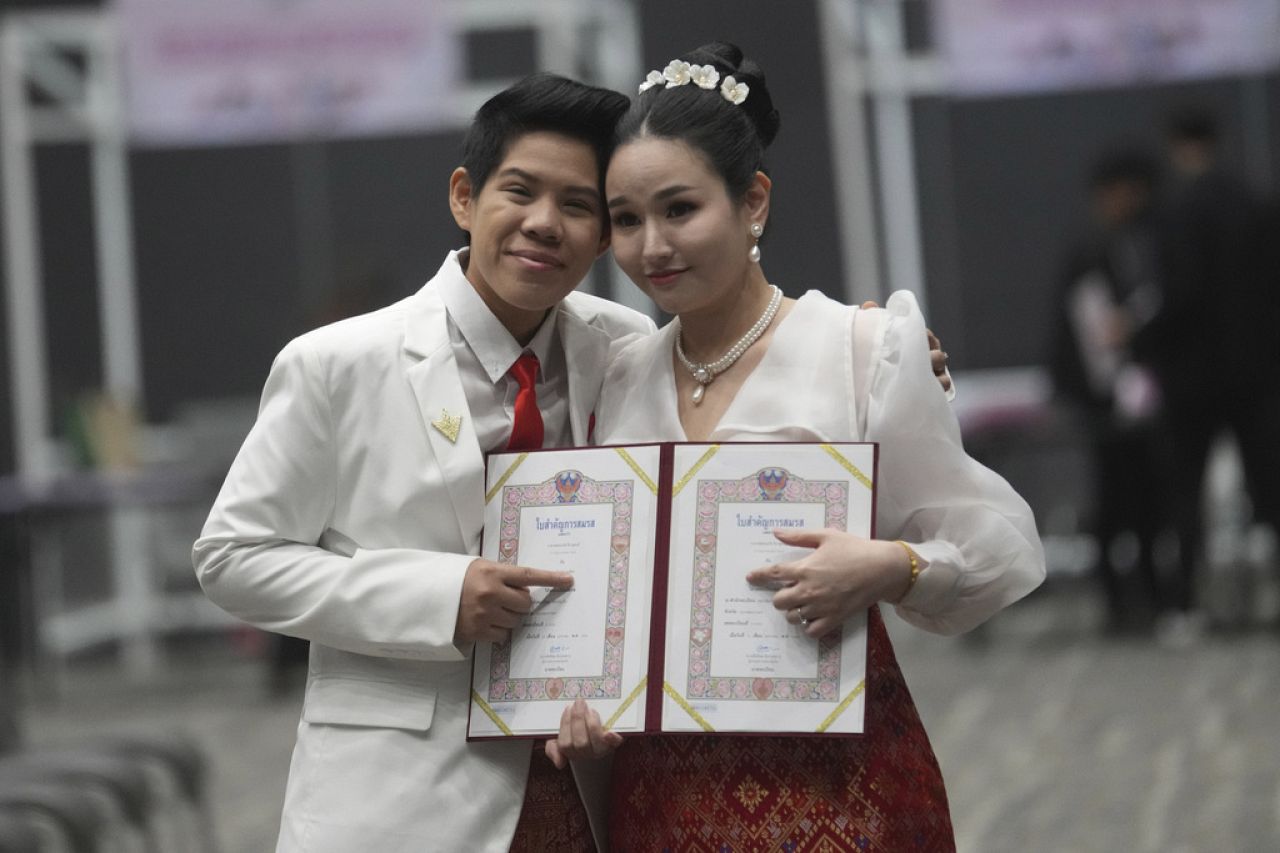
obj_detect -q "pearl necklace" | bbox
[675,284,783,404]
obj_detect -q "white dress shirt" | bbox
[436,249,571,453]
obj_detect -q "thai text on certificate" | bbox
[711,503,828,679]
[472,448,656,737]
[508,502,614,679]
[674,453,855,714]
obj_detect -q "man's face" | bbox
[449,131,607,340]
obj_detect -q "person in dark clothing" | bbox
[1133,108,1280,643]
[1050,148,1168,633]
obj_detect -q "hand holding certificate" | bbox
[745,528,916,639]
[467,442,877,739]
[544,697,624,769]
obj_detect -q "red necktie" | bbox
[506,352,544,451]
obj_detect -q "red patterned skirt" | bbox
[609,606,954,852]
[508,747,596,852]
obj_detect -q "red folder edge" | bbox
[643,443,676,733]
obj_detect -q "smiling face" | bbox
[449,130,608,341]
[606,136,767,318]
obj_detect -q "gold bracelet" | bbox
[893,540,920,594]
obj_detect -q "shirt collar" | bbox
[438,248,560,383]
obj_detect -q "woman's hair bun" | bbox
[683,41,780,148]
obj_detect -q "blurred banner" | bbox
[937,0,1280,95]
[118,0,460,145]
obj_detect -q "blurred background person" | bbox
[1050,147,1168,636]
[1133,107,1280,645]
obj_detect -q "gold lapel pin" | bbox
[431,409,463,443]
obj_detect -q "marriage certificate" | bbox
[467,442,875,739]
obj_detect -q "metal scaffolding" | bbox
[817,0,945,311]
[2,9,139,490]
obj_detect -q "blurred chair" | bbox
[0,733,217,853]
[0,775,128,853]
[4,752,153,850]
[88,735,217,853]
[0,806,57,853]
[0,754,148,853]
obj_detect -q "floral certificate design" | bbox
[469,445,659,738]
[684,469,848,704]
[661,443,874,735]
[487,470,632,702]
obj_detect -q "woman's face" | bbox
[606,137,761,317]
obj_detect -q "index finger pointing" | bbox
[771,527,829,548]
[505,565,574,589]
[746,563,799,588]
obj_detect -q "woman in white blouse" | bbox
[555,43,1045,852]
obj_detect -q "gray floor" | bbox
[892,594,1280,853]
[15,586,1280,853]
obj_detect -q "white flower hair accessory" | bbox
[638,70,665,93]
[689,64,720,89]
[637,59,749,105]
[662,60,692,86]
[720,74,749,105]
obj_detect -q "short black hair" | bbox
[1167,106,1219,145]
[614,42,780,200]
[460,73,630,195]
[1090,147,1159,190]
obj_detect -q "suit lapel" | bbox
[403,290,485,548]
[399,285,613,546]
[559,305,613,445]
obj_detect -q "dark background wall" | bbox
[1,0,1278,474]
[920,75,1280,369]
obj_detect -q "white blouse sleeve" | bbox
[857,291,1045,635]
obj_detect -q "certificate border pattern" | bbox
[486,472,633,703]
[686,469,849,703]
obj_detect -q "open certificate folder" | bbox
[467,442,876,739]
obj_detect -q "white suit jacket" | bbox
[194,253,655,852]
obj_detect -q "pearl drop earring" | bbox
[749,222,763,263]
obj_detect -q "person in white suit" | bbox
[193,74,655,852]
